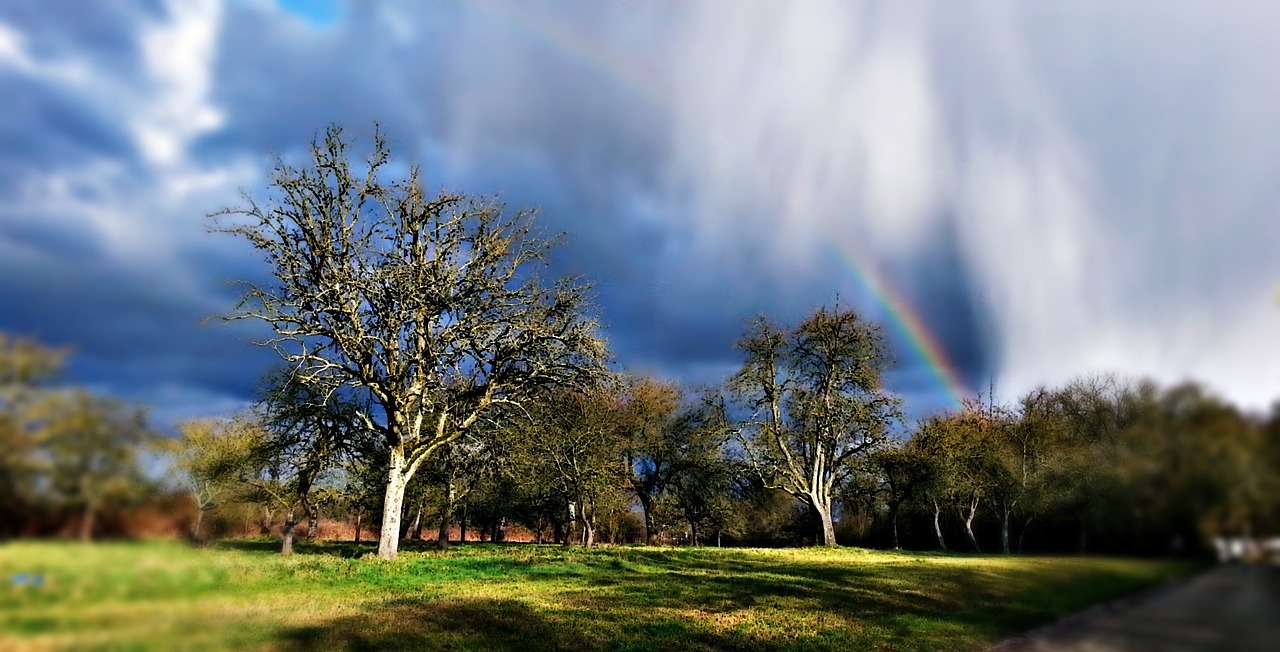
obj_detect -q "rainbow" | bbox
[455,0,972,407]
[826,234,972,406]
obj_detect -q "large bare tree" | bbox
[731,306,899,546]
[216,126,608,559]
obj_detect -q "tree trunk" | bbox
[1018,516,1033,553]
[637,493,656,545]
[1000,508,1011,554]
[259,505,274,535]
[378,447,409,560]
[459,503,468,543]
[890,502,901,550]
[436,508,451,550]
[281,510,299,555]
[354,509,362,544]
[306,508,319,540]
[408,501,423,540]
[79,500,97,542]
[932,498,947,551]
[579,500,595,547]
[962,493,981,553]
[811,496,837,547]
[192,508,206,542]
[399,509,414,541]
[690,521,699,547]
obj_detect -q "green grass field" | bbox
[0,540,1199,651]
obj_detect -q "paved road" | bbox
[988,565,1280,651]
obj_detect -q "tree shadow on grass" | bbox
[270,554,1043,651]
[274,595,862,652]
[532,549,1111,647]
[269,546,1172,651]
[278,598,574,652]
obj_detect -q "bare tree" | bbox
[215,126,608,559]
[731,306,899,546]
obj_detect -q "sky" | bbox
[1,0,1278,430]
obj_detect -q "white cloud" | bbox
[133,0,224,166]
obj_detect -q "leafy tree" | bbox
[170,417,262,541]
[996,387,1066,552]
[909,405,996,552]
[258,371,373,549]
[216,126,608,559]
[869,442,932,550]
[413,437,495,548]
[617,376,683,544]
[42,391,155,541]
[507,386,629,546]
[731,305,899,546]
[664,393,738,545]
[0,334,66,536]
[903,419,954,551]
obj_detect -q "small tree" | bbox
[43,392,154,541]
[217,126,608,559]
[731,305,900,546]
[617,376,683,544]
[170,417,260,542]
[665,397,739,546]
[911,403,1001,553]
[870,442,932,550]
[257,371,371,550]
[508,386,629,547]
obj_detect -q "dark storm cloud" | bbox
[0,235,273,399]
[0,77,137,168]
[894,222,997,394]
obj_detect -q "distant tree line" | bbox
[154,337,1280,558]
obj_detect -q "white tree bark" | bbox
[378,446,408,560]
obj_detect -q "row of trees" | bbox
[872,376,1280,555]
[192,125,1278,557]
[167,353,1280,559]
[7,318,1276,556]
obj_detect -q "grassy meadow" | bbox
[0,540,1198,651]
